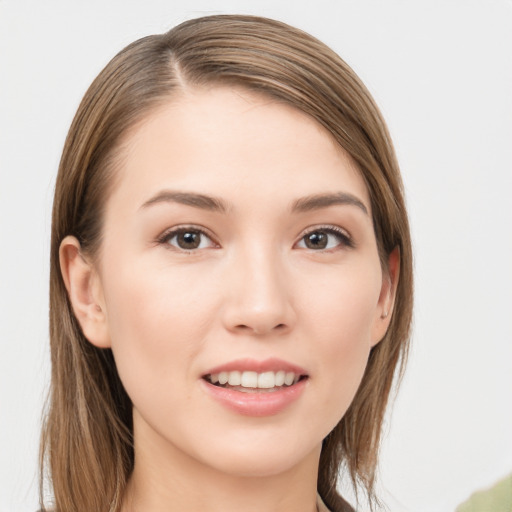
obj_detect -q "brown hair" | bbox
[41,14,413,512]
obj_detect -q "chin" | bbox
[209,453,305,478]
[194,434,320,478]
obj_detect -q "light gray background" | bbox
[1,1,511,511]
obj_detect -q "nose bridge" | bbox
[223,239,294,335]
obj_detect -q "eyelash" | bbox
[156,224,354,253]
[156,226,218,253]
[296,225,354,251]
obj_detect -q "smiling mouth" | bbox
[203,370,308,393]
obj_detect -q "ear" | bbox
[371,247,400,347]
[59,235,111,348]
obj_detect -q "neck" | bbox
[121,418,320,512]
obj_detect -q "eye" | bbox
[159,227,217,251]
[296,226,353,251]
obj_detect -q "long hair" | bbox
[41,14,413,512]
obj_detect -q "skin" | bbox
[61,87,398,512]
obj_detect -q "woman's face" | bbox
[74,87,394,478]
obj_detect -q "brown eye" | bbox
[176,231,201,249]
[297,227,353,251]
[162,228,215,251]
[304,232,328,249]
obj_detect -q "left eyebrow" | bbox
[291,192,369,215]
[139,190,229,213]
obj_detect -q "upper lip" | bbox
[202,357,308,377]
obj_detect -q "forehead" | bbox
[108,86,371,214]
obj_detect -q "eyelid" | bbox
[295,224,354,250]
[155,223,353,252]
[156,224,219,250]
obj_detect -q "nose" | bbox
[221,245,296,336]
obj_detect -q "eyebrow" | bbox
[140,190,228,213]
[291,192,369,215]
[140,190,368,216]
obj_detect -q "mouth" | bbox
[200,358,309,415]
[203,370,308,393]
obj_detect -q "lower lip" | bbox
[201,378,308,417]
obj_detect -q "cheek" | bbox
[99,258,218,406]
[304,263,381,419]
[305,259,381,348]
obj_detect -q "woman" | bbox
[41,14,413,512]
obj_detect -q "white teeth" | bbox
[257,371,275,389]
[275,370,285,386]
[241,371,258,388]
[207,370,303,389]
[228,370,241,386]
[284,372,295,386]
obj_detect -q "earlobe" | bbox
[371,247,400,347]
[59,236,111,348]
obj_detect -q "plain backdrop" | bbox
[1,1,511,511]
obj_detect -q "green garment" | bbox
[456,473,512,512]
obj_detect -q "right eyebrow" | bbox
[291,192,369,215]
[139,190,229,213]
